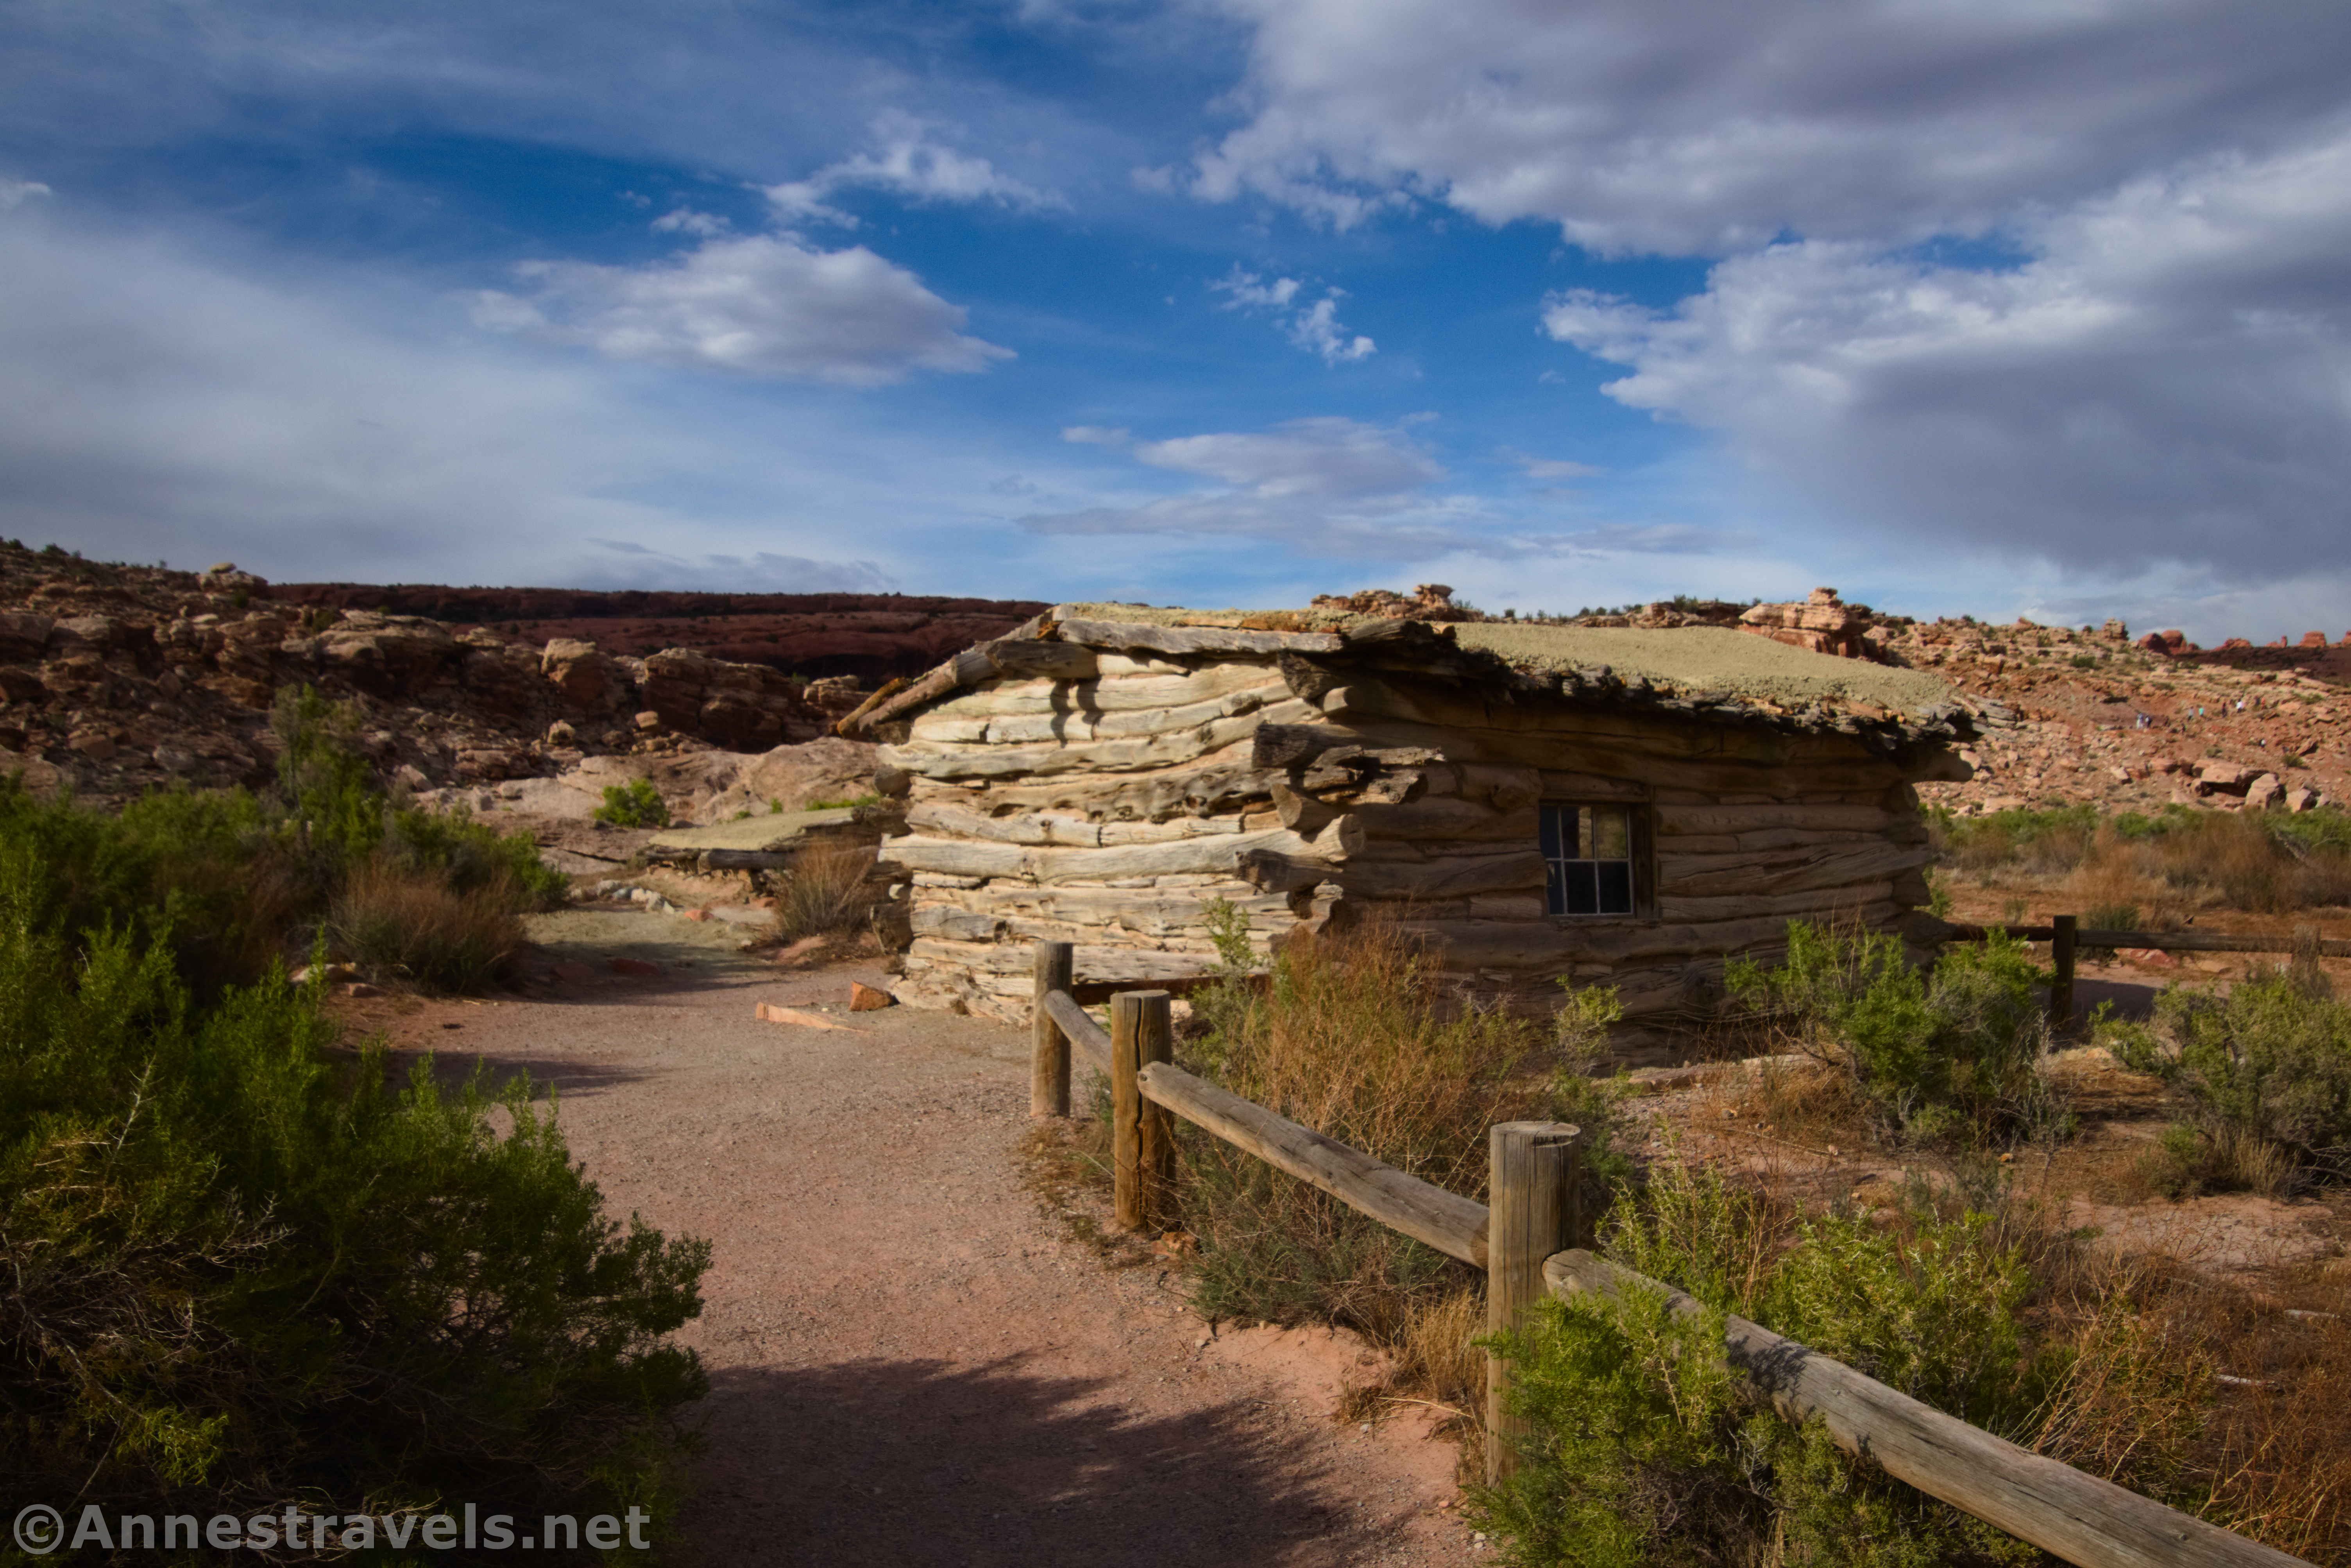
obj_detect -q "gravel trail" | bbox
[369,910,1478,1567]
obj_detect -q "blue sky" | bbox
[4,2,2349,641]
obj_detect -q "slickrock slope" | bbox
[268,584,1048,683]
[0,547,1042,814]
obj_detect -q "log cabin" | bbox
[836,604,1976,1055]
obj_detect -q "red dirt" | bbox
[363,913,1477,1566]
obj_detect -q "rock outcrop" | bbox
[1738,587,1879,659]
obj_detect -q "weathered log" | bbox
[1253,721,1338,770]
[966,763,1285,823]
[1134,1061,1490,1267]
[1655,841,1931,897]
[1657,881,1895,924]
[1545,1251,2307,1568]
[1338,849,1548,900]
[1657,803,1895,835]
[1052,616,1343,657]
[881,825,1331,885]
[1349,795,1538,843]
[887,702,1313,778]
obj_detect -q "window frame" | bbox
[1539,798,1657,922]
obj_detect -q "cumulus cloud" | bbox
[1210,265,1374,364]
[0,178,49,210]
[766,110,1067,224]
[0,201,946,590]
[649,207,730,237]
[1542,132,2351,580]
[472,232,1013,386]
[1195,0,2351,253]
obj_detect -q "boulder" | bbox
[1737,588,1874,658]
[0,612,54,662]
[2193,762,2260,795]
[2138,629,2189,655]
[2300,631,2329,648]
[541,637,627,710]
[2286,786,2322,813]
[2244,773,2283,811]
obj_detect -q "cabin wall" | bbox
[876,650,1933,1033]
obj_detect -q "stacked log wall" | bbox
[877,648,1936,1029]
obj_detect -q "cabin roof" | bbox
[839,603,1977,753]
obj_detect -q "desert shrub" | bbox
[273,684,385,868]
[0,857,709,1554]
[1728,921,2063,1146]
[770,841,877,941]
[1936,803,2351,914]
[2107,971,2351,1185]
[386,804,570,909]
[1177,918,1622,1341]
[593,778,670,829]
[0,778,306,990]
[329,856,530,993]
[805,793,881,810]
[1477,1159,2043,1567]
[1931,804,2101,877]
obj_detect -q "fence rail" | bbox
[1923,914,2343,1031]
[1024,937,2315,1566]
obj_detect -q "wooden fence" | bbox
[1026,937,2311,1566]
[1927,914,2346,1031]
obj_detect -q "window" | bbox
[1540,802,1636,916]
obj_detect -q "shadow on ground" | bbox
[685,1356,1381,1568]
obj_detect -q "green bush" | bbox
[0,858,710,1552]
[594,779,670,829]
[2108,972,2351,1185]
[386,805,569,909]
[1728,922,2063,1146]
[1476,1160,2043,1567]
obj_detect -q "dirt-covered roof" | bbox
[840,603,1975,753]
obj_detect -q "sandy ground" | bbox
[359,908,1478,1568]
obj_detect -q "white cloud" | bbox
[472,232,1013,387]
[649,207,730,237]
[1020,415,1732,561]
[766,110,1067,224]
[0,178,49,210]
[1133,417,1436,496]
[1507,451,1605,481]
[1197,0,2351,254]
[1542,132,2351,582]
[0,200,1014,592]
[1061,424,1132,446]
[1210,265,1375,365]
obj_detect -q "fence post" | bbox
[1110,991,1171,1231]
[2049,914,2077,1035]
[1485,1121,1583,1487]
[1031,941,1074,1119]
[1137,992,1176,1225]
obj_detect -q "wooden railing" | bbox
[1026,938,2311,1566]
[1922,914,2345,1029]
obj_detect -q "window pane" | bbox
[1544,860,1566,916]
[1538,803,1564,859]
[1575,805,1593,859]
[1565,861,1599,915]
[1590,805,1629,860]
[1597,860,1633,914]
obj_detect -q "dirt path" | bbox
[368,911,1478,1567]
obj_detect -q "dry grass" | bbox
[770,842,878,942]
[1938,807,2351,916]
[328,856,525,993]
[1177,919,1597,1344]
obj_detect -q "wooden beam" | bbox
[1042,988,1111,1073]
[1134,1060,1490,1267]
[1053,617,1342,657]
[1545,1251,2309,1568]
[1032,940,1073,1119]
[1486,1122,1583,1487]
